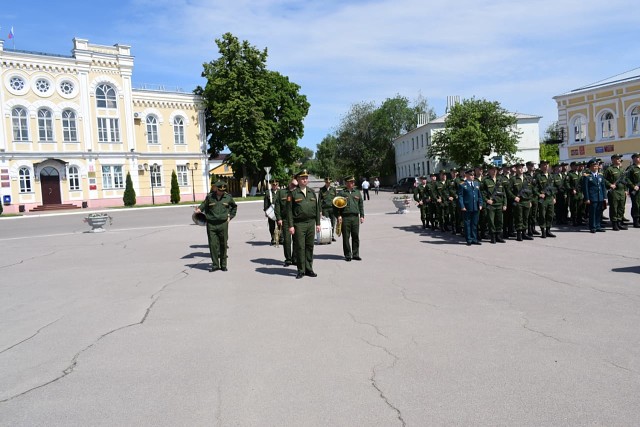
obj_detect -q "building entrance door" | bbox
[40,166,62,205]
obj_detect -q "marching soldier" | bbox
[286,170,321,279]
[335,175,365,261]
[481,164,507,243]
[534,160,557,238]
[603,154,628,230]
[627,153,640,228]
[195,180,237,272]
[413,175,429,229]
[263,179,279,244]
[275,176,297,267]
[507,163,534,241]
[319,177,338,241]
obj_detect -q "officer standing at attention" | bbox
[507,163,534,241]
[275,176,297,266]
[319,177,337,242]
[603,154,628,230]
[626,153,640,228]
[263,179,279,244]
[195,180,237,272]
[335,175,365,261]
[287,170,320,279]
[458,169,483,245]
[582,158,607,233]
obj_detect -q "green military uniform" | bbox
[335,176,365,261]
[319,179,338,241]
[507,166,534,241]
[475,167,488,239]
[286,170,320,278]
[603,154,628,230]
[525,163,539,236]
[275,184,295,266]
[434,172,452,231]
[554,164,568,225]
[500,166,515,239]
[263,182,279,244]
[427,174,438,230]
[451,170,464,234]
[533,161,557,238]
[565,162,584,226]
[413,177,429,228]
[627,153,640,227]
[198,181,237,271]
[480,167,506,243]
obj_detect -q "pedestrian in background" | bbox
[361,177,370,200]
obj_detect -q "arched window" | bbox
[96,83,117,109]
[600,112,615,139]
[571,115,587,143]
[630,106,640,136]
[12,107,29,141]
[38,109,54,142]
[146,116,159,144]
[62,110,78,142]
[69,166,80,191]
[19,167,32,193]
[173,116,185,144]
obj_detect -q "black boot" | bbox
[490,234,496,244]
[612,221,620,231]
[502,231,509,240]
[516,231,523,241]
[532,226,541,236]
[634,218,640,228]
[540,228,547,238]
[522,231,533,240]
[546,227,556,238]
[496,233,505,243]
[526,225,533,237]
[619,221,628,230]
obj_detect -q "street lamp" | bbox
[186,162,199,202]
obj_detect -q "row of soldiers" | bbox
[412,152,640,243]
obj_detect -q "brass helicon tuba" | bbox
[332,196,348,237]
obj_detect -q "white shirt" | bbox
[361,180,370,190]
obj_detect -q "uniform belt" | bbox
[293,218,315,223]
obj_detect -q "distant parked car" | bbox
[393,177,418,194]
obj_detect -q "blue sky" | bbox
[2,0,639,152]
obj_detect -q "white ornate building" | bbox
[0,38,208,213]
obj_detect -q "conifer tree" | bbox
[170,170,180,204]
[123,172,136,207]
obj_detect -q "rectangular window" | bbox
[97,118,121,143]
[63,117,78,142]
[177,165,188,186]
[632,116,640,135]
[13,117,29,141]
[102,165,124,189]
[151,166,162,188]
[38,118,54,141]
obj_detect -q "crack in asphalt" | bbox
[348,312,388,339]
[393,281,438,308]
[0,271,189,404]
[0,251,57,270]
[521,316,567,343]
[604,360,636,373]
[0,317,63,355]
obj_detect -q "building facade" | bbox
[393,112,541,181]
[0,38,208,213]
[554,68,640,166]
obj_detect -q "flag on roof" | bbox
[8,27,14,39]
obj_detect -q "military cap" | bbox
[464,169,475,175]
[430,172,437,177]
[513,162,524,167]
[552,163,560,168]
[450,168,458,172]
[586,158,597,166]
[632,153,640,159]
[560,162,568,166]
[213,180,227,189]
[539,159,550,165]
[439,169,448,174]
[611,153,622,160]
[525,161,535,167]
[324,177,331,182]
[596,158,603,163]
[487,163,498,170]
[295,169,309,178]
[419,175,427,179]
[344,175,355,182]
[569,161,577,166]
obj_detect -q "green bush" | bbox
[123,172,136,206]
[170,170,180,204]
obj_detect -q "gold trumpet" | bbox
[332,196,348,237]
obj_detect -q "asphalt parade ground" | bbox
[1,192,639,426]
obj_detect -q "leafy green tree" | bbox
[539,121,561,165]
[428,98,521,168]
[196,32,310,191]
[315,134,341,180]
[123,172,136,207]
[170,170,180,204]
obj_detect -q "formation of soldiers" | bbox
[412,152,640,243]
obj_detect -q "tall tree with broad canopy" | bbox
[428,98,521,168]
[195,33,309,189]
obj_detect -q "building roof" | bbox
[556,67,640,97]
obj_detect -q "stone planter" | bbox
[84,213,111,233]
[392,197,412,214]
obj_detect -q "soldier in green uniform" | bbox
[413,176,429,229]
[525,161,540,237]
[554,163,569,225]
[449,168,463,235]
[434,170,451,231]
[286,169,321,279]
[534,160,557,238]
[474,165,488,239]
[603,154,629,230]
[335,175,365,261]
[319,177,338,241]
[627,153,640,228]
[481,164,506,243]
[275,176,297,266]
[195,180,237,272]
[427,173,438,230]
[507,163,534,241]
[263,179,279,245]
[500,164,515,239]
[565,161,584,227]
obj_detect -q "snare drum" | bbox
[315,217,332,245]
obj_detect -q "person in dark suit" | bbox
[582,158,607,233]
[458,169,483,245]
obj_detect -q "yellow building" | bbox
[554,68,640,165]
[0,38,207,213]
